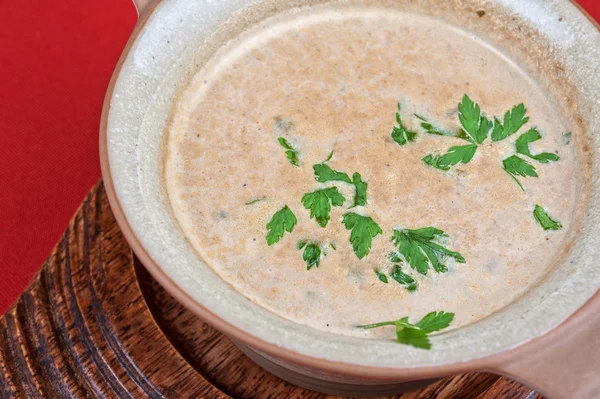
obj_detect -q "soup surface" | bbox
[165,7,578,338]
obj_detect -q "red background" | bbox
[0,0,598,313]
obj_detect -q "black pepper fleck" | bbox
[477,10,486,17]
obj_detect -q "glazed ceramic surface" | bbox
[102,0,600,388]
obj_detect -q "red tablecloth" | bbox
[0,0,598,313]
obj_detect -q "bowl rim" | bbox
[99,0,600,380]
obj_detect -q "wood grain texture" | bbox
[0,181,545,398]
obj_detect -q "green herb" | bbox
[391,103,417,146]
[342,213,383,259]
[502,155,537,191]
[415,311,455,333]
[357,311,454,349]
[245,198,263,205]
[388,252,402,263]
[414,114,455,137]
[491,103,529,142]
[391,227,465,275]
[313,164,369,207]
[533,205,562,231]
[297,241,322,270]
[277,137,300,166]
[390,264,417,292]
[375,271,388,283]
[265,205,297,245]
[516,128,560,163]
[458,94,492,144]
[330,243,337,250]
[313,163,352,184]
[302,187,345,227]
[352,172,368,207]
[323,151,334,163]
[422,144,477,171]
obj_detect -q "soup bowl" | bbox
[100,0,600,397]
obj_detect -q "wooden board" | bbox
[0,181,544,398]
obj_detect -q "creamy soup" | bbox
[165,7,578,338]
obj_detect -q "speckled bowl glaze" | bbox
[100,1,600,397]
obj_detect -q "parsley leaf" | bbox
[503,155,538,191]
[415,114,453,137]
[390,264,417,292]
[313,163,352,184]
[277,137,300,166]
[422,144,478,171]
[297,241,322,270]
[391,103,417,146]
[375,271,388,283]
[388,252,402,263]
[313,164,369,207]
[391,227,465,275]
[416,311,455,333]
[491,103,529,142]
[265,205,297,245]
[395,323,431,349]
[341,213,383,259]
[458,94,492,144]
[534,205,562,231]
[415,114,472,141]
[516,128,560,163]
[302,187,345,227]
[357,311,454,350]
[352,172,368,207]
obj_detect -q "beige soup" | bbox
[165,8,578,339]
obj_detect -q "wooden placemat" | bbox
[0,182,543,398]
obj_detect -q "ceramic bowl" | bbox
[100,0,600,397]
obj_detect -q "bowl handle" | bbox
[493,292,600,399]
[131,0,153,15]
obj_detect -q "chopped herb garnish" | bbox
[534,205,562,231]
[342,213,383,259]
[415,114,470,140]
[391,103,417,146]
[357,311,454,349]
[375,271,388,283]
[323,151,334,163]
[277,137,300,166]
[422,144,477,171]
[330,243,337,250]
[313,163,369,207]
[265,205,297,245]
[388,252,402,263]
[415,311,455,333]
[503,155,537,191]
[391,227,465,275]
[351,172,368,207]
[458,94,492,144]
[313,163,352,184]
[491,103,529,142]
[245,198,263,205]
[415,114,454,137]
[390,264,417,291]
[301,187,345,227]
[516,128,560,163]
[297,241,322,270]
